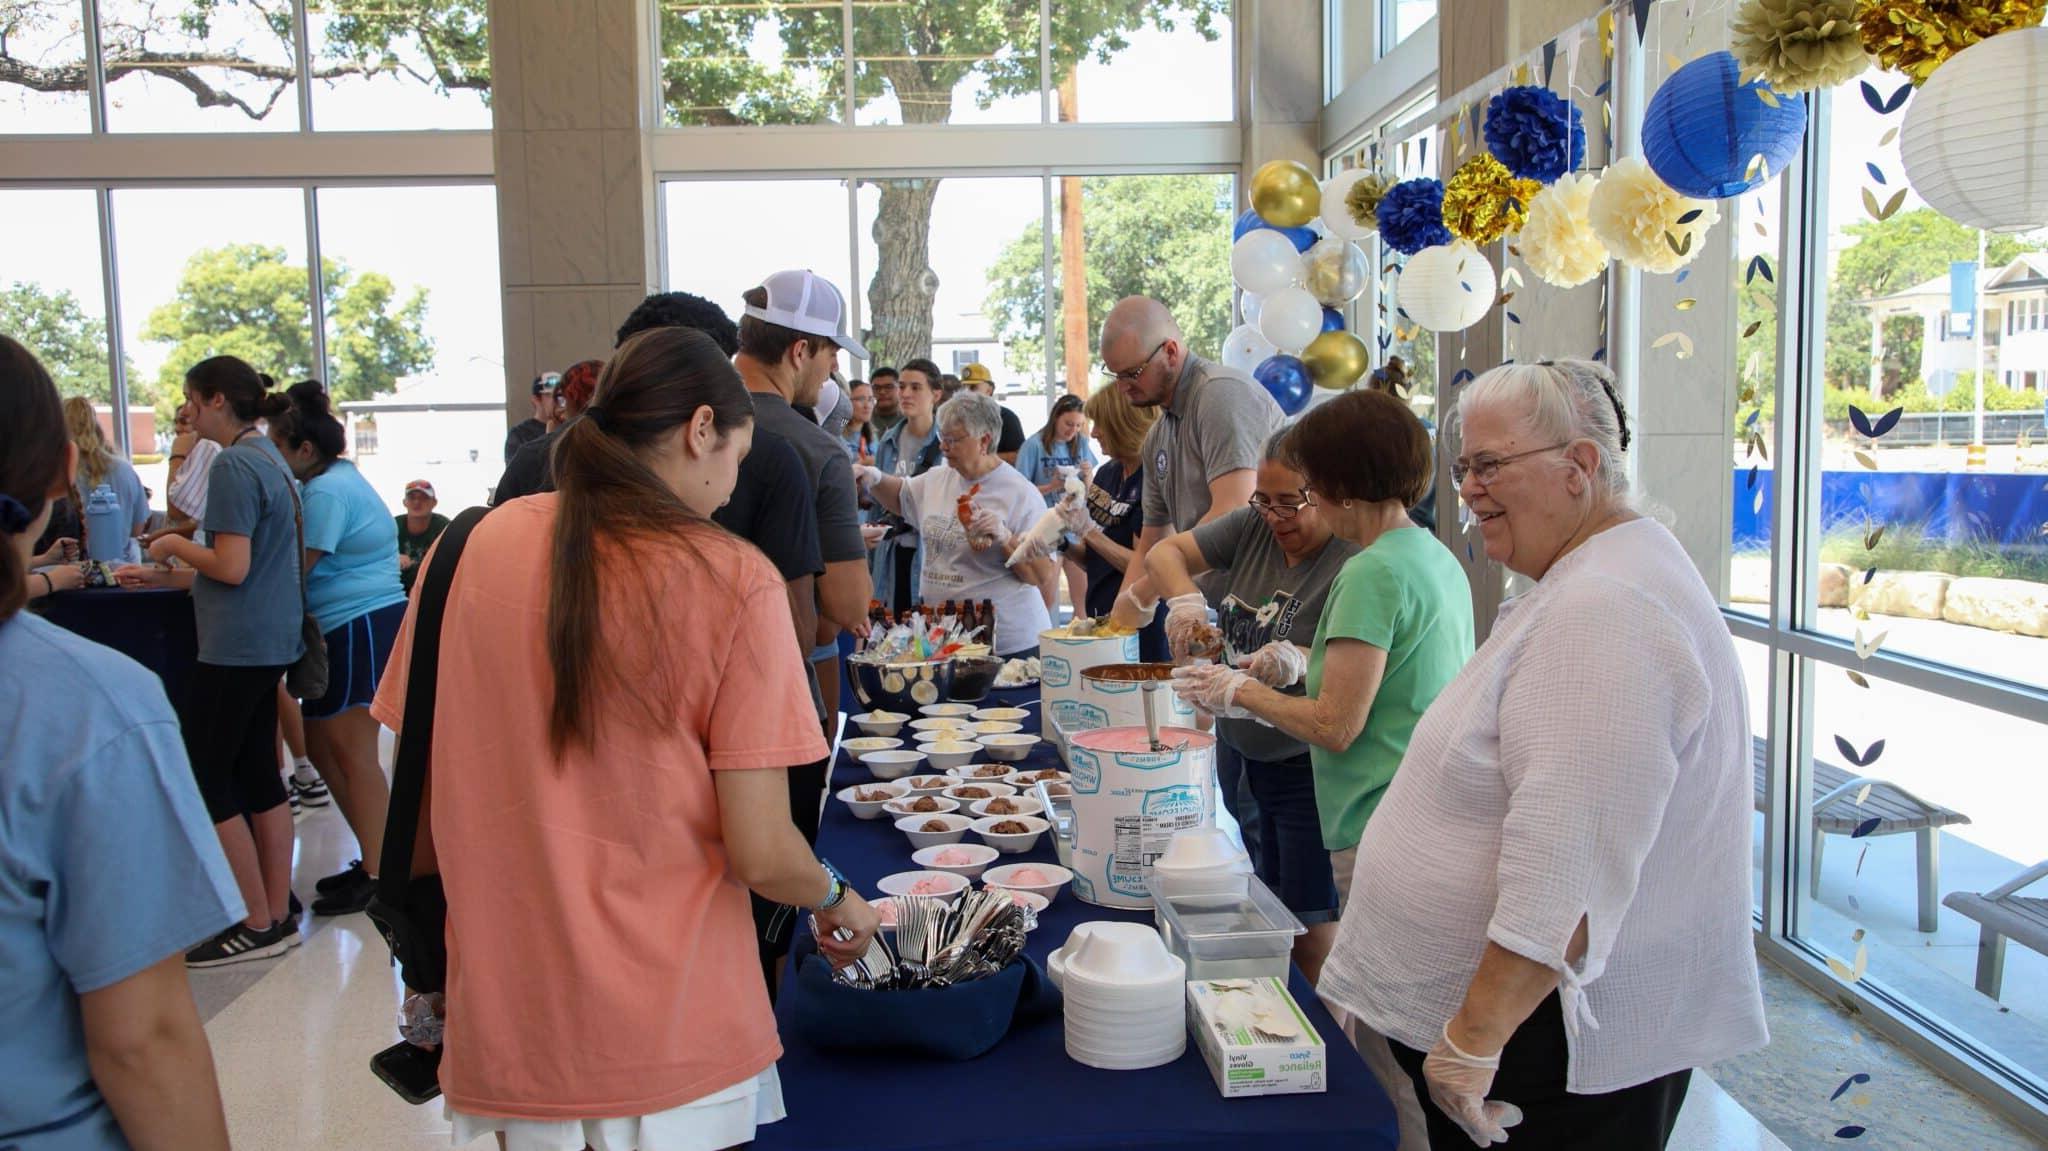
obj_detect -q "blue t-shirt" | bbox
[1014,435,1098,505]
[0,613,243,1149]
[302,460,408,632]
[196,437,306,667]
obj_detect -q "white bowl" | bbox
[909,716,971,733]
[942,782,1018,805]
[983,861,1072,902]
[976,733,1042,762]
[860,749,927,780]
[966,720,1025,737]
[971,706,1031,723]
[917,702,977,718]
[949,764,1021,783]
[898,774,954,796]
[969,795,1045,820]
[912,842,1001,881]
[850,710,909,737]
[836,781,908,820]
[877,869,970,901]
[910,728,958,745]
[1009,767,1070,788]
[884,794,961,820]
[894,812,975,849]
[871,895,902,934]
[971,814,1051,854]
[1157,826,1252,872]
[921,740,982,771]
[991,887,1052,927]
[1061,920,1182,985]
[842,736,906,761]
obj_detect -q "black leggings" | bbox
[1388,994,1692,1151]
[751,756,832,997]
[178,662,291,824]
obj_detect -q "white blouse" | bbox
[1316,518,1767,1094]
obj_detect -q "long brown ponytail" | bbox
[546,325,754,756]
[1,337,72,622]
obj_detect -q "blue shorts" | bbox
[302,600,407,720]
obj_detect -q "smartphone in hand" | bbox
[370,1040,442,1105]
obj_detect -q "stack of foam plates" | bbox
[1048,921,1187,1070]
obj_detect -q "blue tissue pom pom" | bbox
[1377,179,1452,256]
[1484,85,1586,184]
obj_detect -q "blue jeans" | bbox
[1213,744,1262,877]
[1240,750,1338,925]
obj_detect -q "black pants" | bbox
[752,756,831,999]
[1388,994,1692,1151]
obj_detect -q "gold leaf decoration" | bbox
[1744,320,1764,337]
[1879,126,1900,146]
[1677,297,1698,310]
[1855,449,1878,469]
[1848,669,1871,688]
[1860,0,2047,84]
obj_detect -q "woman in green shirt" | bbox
[1173,389,1473,966]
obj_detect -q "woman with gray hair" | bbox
[855,391,1055,657]
[1315,359,1767,1150]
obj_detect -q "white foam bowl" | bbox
[976,733,1042,762]
[966,720,1024,737]
[877,869,970,902]
[971,814,1051,854]
[859,748,927,780]
[893,812,974,849]
[1157,826,1250,872]
[910,728,959,745]
[883,794,961,821]
[836,782,908,820]
[983,860,1072,902]
[942,782,1019,804]
[850,711,909,737]
[843,736,906,761]
[948,764,1021,783]
[917,702,977,718]
[990,887,1052,926]
[1057,921,1184,987]
[920,741,982,771]
[1008,768,1070,789]
[912,842,1001,881]
[908,716,971,733]
[971,706,1031,723]
[969,796,1045,820]
[897,774,954,796]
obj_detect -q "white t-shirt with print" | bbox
[898,462,1053,656]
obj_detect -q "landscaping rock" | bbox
[1851,571,1951,620]
[1820,563,1853,608]
[1943,577,2048,639]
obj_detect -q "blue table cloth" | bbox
[758,685,1399,1151]
[32,587,197,699]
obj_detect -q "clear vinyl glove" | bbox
[1241,641,1308,689]
[1057,496,1094,536]
[1422,1025,1525,1148]
[1170,662,1254,719]
[1163,593,1213,660]
[852,464,884,489]
[967,506,1007,551]
[1112,586,1160,629]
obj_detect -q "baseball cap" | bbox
[404,480,436,499]
[744,270,870,361]
[959,362,992,384]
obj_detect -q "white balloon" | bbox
[1319,169,1378,241]
[1305,236,1370,307]
[1240,292,1265,326]
[1398,240,1496,333]
[1258,287,1324,354]
[1221,323,1278,374]
[1231,229,1304,296]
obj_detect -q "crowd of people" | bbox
[3,254,1767,1149]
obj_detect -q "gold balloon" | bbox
[1250,160,1323,229]
[1301,330,1371,391]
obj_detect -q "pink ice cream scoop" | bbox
[908,876,956,895]
[931,848,978,866]
[1007,867,1052,887]
[876,899,899,926]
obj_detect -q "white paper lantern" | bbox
[1397,240,1496,333]
[1900,28,2048,234]
[1231,230,1305,295]
[1258,287,1324,353]
[1221,323,1278,374]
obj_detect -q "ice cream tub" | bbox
[1066,663,1197,736]
[1063,726,1215,909]
[1038,626,1141,739]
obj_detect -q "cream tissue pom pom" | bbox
[1519,174,1608,288]
[1588,157,1720,274]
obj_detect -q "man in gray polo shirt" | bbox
[1101,294,1283,858]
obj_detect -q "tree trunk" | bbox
[1058,74,1088,398]
[863,61,955,365]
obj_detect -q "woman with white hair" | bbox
[1315,359,1767,1150]
[856,391,1055,657]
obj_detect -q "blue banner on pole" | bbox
[1950,261,1978,315]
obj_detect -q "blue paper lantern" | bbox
[1642,50,1808,200]
[1254,354,1313,416]
[1321,307,1346,333]
[1233,208,1318,254]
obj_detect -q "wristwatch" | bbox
[815,858,849,911]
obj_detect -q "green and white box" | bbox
[1186,977,1327,1098]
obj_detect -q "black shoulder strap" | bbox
[376,505,489,897]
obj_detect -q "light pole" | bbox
[1972,226,1987,448]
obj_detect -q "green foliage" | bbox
[1818,522,2048,584]
[314,0,490,99]
[983,175,1232,380]
[0,282,139,406]
[1744,372,2043,434]
[139,243,433,407]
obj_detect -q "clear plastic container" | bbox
[1035,780,1075,868]
[1151,874,1306,982]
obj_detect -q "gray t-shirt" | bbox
[749,390,866,565]
[1141,354,1285,532]
[195,436,306,668]
[1191,506,1359,763]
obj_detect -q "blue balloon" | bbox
[1254,354,1313,416]
[1233,207,1318,254]
[1643,51,1807,199]
[1320,307,1346,333]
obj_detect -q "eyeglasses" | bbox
[871,381,899,392]
[1249,491,1313,519]
[938,432,980,448]
[1105,340,1167,383]
[1450,443,1569,486]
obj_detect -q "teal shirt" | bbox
[301,460,408,632]
[1306,527,1474,850]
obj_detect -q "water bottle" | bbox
[83,483,127,564]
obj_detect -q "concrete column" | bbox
[1240,0,1324,188]
[487,0,658,426]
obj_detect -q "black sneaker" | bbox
[312,868,375,917]
[288,891,303,919]
[186,922,287,968]
[291,769,331,808]
[316,860,366,894]
[289,790,304,820]
[275,915,302,951]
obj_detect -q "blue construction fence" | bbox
[1732,469,2048,552]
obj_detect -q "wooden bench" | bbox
[1943,862,2048,1000]
[1751,737,1972,933]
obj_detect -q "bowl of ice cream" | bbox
[910,728,959,745]
[883,794,960,820]
[837,782,908,820]
[942,782,1018,805]
[912,842,1001,881]
[968,720,1024,737]
[842,736,905,761]
[893,812,974,849]
[988,887,1052,926]
[918,702,977,719]
[970,706,1031,724]
[982,861,1072,903]
[877,870,970,902]
[971,814,1050,854]
[948,655,1004,702]
[969,795,1044,820]
[920,740,982,771]
[898,774,954,796]
[948,764,1020,783]
[908,716,971,734]
[850,710,909,737]
[976,733,1041,762]
[859,749,927,781]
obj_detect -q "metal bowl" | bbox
[948,655,1004,702]
[848,657,957,715]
